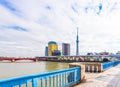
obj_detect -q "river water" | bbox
[0,61,69,80]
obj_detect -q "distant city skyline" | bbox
[0,0,120,57]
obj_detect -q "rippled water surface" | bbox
[0,61,69,79]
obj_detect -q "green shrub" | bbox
[103,58,109,62]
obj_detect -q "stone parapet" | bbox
[76,62,103,72]
[69,63,86,83]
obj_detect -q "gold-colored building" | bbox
[48,41,58,56]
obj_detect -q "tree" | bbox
[52,50,61,56]
[103,58,109,62]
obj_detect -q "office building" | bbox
[45,46,48,56]
[62,43,70,55]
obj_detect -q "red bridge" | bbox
[0,57,43,62]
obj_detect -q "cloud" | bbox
[0,0,16,11]
[45,5,52,10]
[0,0,120,57]
[71,3,79,14]
[2,25,28,31]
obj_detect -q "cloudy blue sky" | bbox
[0,0,120,57]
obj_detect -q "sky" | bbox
[0,0,120,57]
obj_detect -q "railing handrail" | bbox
[103,60,120,65]
[102,60,120,71]
[0,67,80,83]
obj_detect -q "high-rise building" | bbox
[45,46,48,56]
[62,43,70,56]
[48,41,58,56]
[76,27,79,55]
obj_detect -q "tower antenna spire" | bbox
[77,27,78,36]
[76,27,79,55]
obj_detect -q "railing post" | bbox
[98,63,101,72]
[32,78,38,87]
[100,63,103,72]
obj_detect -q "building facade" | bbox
[45,46,48,56]
[48,41,58,56]
[62,43,70,56]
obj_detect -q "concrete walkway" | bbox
[75,64,120,87]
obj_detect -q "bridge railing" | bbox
[0,67,80,87]
[102,60,120,71]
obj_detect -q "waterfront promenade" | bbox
[75,64,120,87]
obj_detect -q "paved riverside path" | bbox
[75,64,120,87]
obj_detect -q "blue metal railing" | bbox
[0,67,81,87]
[102,60,120,71]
